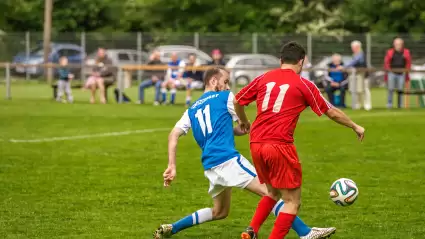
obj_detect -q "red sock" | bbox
[249,196,277,233]
[268,212,296,239]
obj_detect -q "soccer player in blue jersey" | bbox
[153,66,336,239]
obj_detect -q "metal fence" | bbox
[1,32,425,67]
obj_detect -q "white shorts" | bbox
[204,155,257,198]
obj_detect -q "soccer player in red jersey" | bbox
[234,41,365,239]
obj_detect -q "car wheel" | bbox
[236,76,250,86]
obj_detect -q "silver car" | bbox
[224,54,280,85]
[84,49,149,77]
[151,45,212,65]
[85,49,149,66]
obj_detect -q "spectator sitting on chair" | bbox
[384,37,411,109]
[138,51,164,105]
[84,48,114,104]
[56,56,74,103]
[181,53,203,107]
[161,52,186,105]
[325,54,348,108]
[185,53,204,90]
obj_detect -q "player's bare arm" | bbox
[233,99,251,133]
[233,123,248,136]
[164,127,185,187]
[325,107,365,141]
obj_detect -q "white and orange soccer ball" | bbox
[329,178,359,206]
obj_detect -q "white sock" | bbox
[272,199,285,216]
[192,208,213,225]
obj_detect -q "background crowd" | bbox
[56,37,412,111]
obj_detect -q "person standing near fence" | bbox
[56,56,74,103]
[384,37,411,109]
[342,40,371,110]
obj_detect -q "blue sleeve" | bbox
[345,53,364,67]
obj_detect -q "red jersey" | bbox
[235,68,332,144]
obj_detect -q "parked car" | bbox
[151,45,212,65]
[84,49,149,78]
[12,43,85,77]
[224,54,280,85]
[312,55,385,87]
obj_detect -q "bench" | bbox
[52,81,115,102]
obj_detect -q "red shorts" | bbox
[250,143,302,189]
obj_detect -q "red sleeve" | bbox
[384,49,393,70]
[404,49,411,69]
[235,74,264,106]
[404,49,411,82]
[300,78,332,116]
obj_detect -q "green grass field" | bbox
[0,84,425,238]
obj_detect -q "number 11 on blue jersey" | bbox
[195,104,213,136]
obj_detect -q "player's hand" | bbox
[239,120,251,134]
[163,166,176,187]
[331,82,339,87]
[353,125,365,141]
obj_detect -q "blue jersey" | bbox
[175,91,239,170]
[167,59,186,79]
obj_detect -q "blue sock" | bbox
[170,89,176,104]
[273,200,311,237]
[185,96,191,106]
[171,208,213,234]
[388,90,393,106]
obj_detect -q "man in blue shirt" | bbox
[161,52,186,105]
[325,54,348,108]
[153,67,336,239]
[138,51,164,105]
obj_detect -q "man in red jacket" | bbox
[384,37,411,108]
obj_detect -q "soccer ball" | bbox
[329,178,359,206]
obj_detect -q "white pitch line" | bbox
[7,128,169,143]
[2,111,425,143]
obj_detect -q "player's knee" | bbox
[212,208,229,220]
[284,197,301,211]
[267,191,280,201]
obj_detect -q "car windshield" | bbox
[30,46,44,56]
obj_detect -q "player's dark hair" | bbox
[204,67,222,86]
[280,41,306,65]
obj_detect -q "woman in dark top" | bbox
[84,48,113,104]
